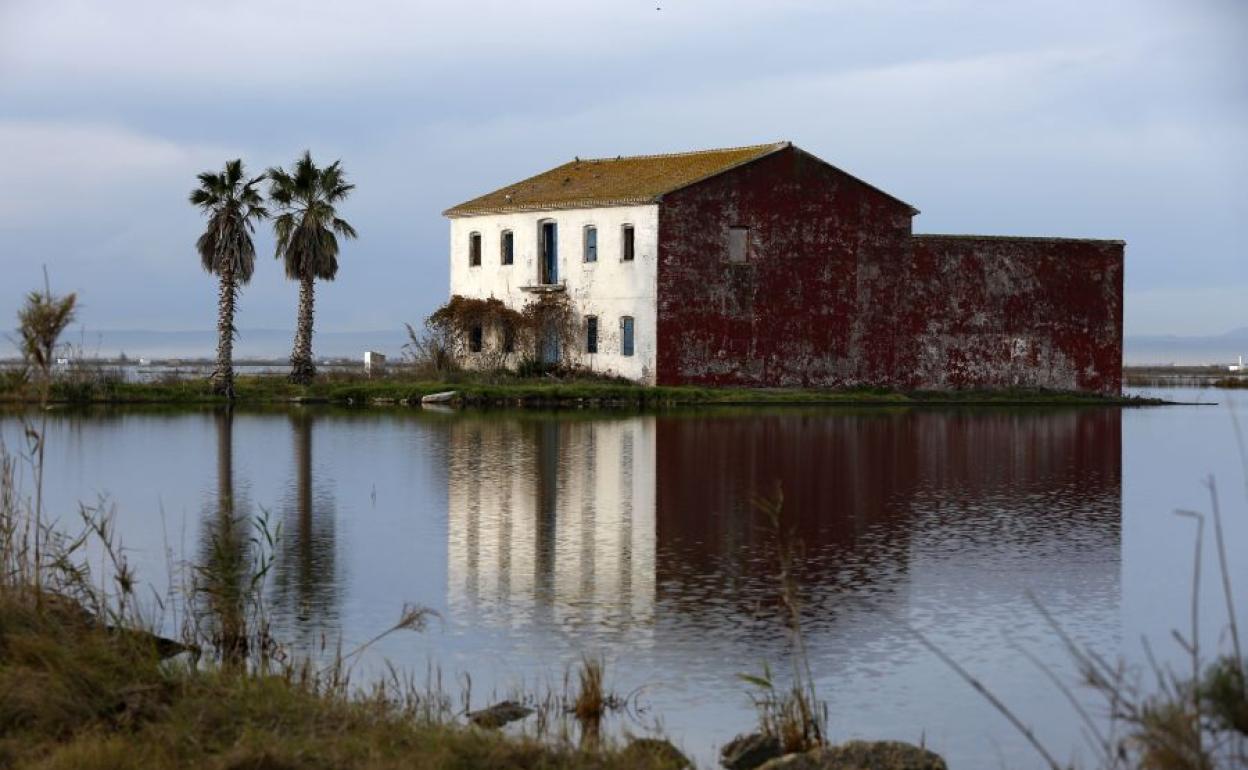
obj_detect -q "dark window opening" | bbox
[584,226,597,262]
[621,225,635,261]
[620,316,634,357]
[727,226,749,263]
[501,230,514,265]
[469,232,482,267]
[586,316,598,354]
[503,324,515,354]
[540,221,558,283]
[469,325,483,353]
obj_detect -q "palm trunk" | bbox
[212,409,248,665]
[289,274,316,384]
[294,415,313,600]
[212,262,237,398]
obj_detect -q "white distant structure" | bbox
[363,351,386,376]
[1230,355,1244,373]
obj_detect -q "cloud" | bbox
[0,0,1243,336]
[0,120,231,227]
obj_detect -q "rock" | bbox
[421,390,459,405]
[620,737,692,769]
[108,626,198,659]
[721,732,782,770]
[757,741,947,770]
[466,700,533,729]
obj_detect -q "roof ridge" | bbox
[573,141,787,165]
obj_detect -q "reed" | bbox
[737,486,829,755]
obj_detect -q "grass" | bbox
[0,367,1165,408]
[0,593,687,770]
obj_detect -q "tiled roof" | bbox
[443,142,789,217]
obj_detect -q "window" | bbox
[469,232,482,267]
[469,325,483,353]
[727,226,750,263]
[540,220,558,284]
[584,226,597,262]
[586,316,598,354]
[620,316,634,357]
[621,225,635,261]
[500,230,514,265]
[502,324,515,354]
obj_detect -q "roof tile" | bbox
[443,142,788,217]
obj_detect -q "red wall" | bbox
[902,236,1123,394]
[655,147,1124,393]
[656,146,914,387]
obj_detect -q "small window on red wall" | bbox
[727,226,749,263]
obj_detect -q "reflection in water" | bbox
[196,409,253,660]
[653,409,1121,639]
[447,417,656,632]
[1,402,1147,767]
[446,408,1122,644]
[272,411,339,649]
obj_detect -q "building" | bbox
[444,142,1123,393]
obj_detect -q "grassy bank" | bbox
[0,593,684,770]
[0,370,1165,407]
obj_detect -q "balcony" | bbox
[520,281,566,294]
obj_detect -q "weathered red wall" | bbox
[901,236,1123,393]
[656,146,914,387]
[655,146,1124,393]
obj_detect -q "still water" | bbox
[2,390,1245,769]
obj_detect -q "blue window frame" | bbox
[501,230,514,265]
[584,226,597,262]
[541,221,558,284]
[620,316,634,357]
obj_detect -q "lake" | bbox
[2,388,1244,768]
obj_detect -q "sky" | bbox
[0,0,1244,348]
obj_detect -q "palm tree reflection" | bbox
[196,408,252,663]
[272,411,339,652]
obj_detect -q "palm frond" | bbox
[267,151,356,282]
[191,160,264,285]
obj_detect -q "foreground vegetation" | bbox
[0,593,690,770]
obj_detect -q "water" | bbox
[2,389,1245,769]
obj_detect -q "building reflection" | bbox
[446,417,656,631]
[445,407,1122,635]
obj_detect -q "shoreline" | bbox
[0,374,1173,408]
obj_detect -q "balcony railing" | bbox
[520,281,566,294]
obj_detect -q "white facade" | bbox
[448,204,659,384]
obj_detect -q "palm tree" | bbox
[267,151,357,384]
[190,160,268,398]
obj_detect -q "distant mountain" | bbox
[0,328,411,361]
[1125,327,1248,365]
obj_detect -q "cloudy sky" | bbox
[0,0,1244,347]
